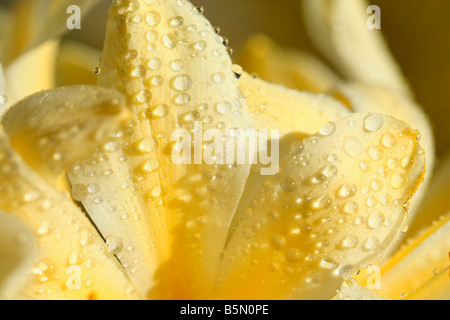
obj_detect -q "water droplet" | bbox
[106,236,123,254]
[344,136,363,158]
[281,177,296,192]
[285,248,300,263]
[173,93,191,106]
[146,30,158,42]
[149,104,169,118]
[270,235,286,250]
[319,122,336,136]
[342,201,358,215]
[147,57,162,71]
[368,146,383,161]
[170,59,184,72]
[390,172,407,189]
[146,11,161,27]
[192,40,207,51]
[368,210,385,229]
[162,33,178,49]
[211,72,226,84]
[381,133,397,149]
[72,184,88,202]
[364,114,384,132]
[168,16,184,27]
[216,101,232,115]
[170,74,193,92]
[342,235,359,249]
[87,183,100,194]
[337,184,356,199]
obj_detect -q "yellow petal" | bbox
[333,279,387,300]
[1,85,130,185]
[0,212,38,299]
[56,40,101,86]
[0,63,5,112]
[69,0,253,299]
[215,113,425,299]
[302,0,411,98]
[411,151,450,238]
[4,40,59,109]
[4,0,100,64]
[0,129,139,299]
[238,34,340,93]
[405,265,450,300]
[238,71,349,136]
[365,214,450,300]
[336,83,435,237]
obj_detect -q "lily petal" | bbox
[216,113,425,299]
[238,71,349,136]
[69,0,253,299]
[0,63,5,111]
[302,0,411,98]
[1,85,130,185]
[0,212,37,299]
[411,151,450,238]
[334,279,387,300]
[56,40,101,87]
[404,265,450,300]
[336,83,435,232]
[3,0,100,65]
[4,40,59,110]
[0,129,139,299]
[238,34,340,93]
[367,214,450,300]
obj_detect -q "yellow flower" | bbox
[0,0,447,300]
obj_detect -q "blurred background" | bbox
[69,0,450,159]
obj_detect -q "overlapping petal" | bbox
[0,128,139,299]
[215,113,425,299]
[69,0,253,299]
[0,212,37,299]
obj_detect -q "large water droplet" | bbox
[364,114,384,132]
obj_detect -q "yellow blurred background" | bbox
[39,0,450,160]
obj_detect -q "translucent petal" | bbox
[336,84,435,237]
[215,113,425,299]
[405,265,450,300]
[69,0,253,299]
[362,214,450,300]
[0,63,5,113]
[3,0,100,64]
[0,129,139,299]
[1,85,130,185]
[0,212,38,299]
[333,279,387,300]
[302,0,411,98]
[238,34,340,93]
[411,151,450,238]
[56,40,101,87]
[238,71,349,136]
[4,40,59,109]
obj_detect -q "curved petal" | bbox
[0,63,5,113]
[336,83,435,236]
[215,113,425,299]
[56,40,101,87]
[1,85,130,185]
[404,265,450,300]
[238,34,340,93]
[4,40,59,110]
[302,0,411,98]
[362,214,450,300]
[69,0,253,299]
[3,0,100,65]
[0,129,139,299]
[238,71,349,136]
[411,151,450,238]
[0,212,38,299]
[333,279,387,300]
